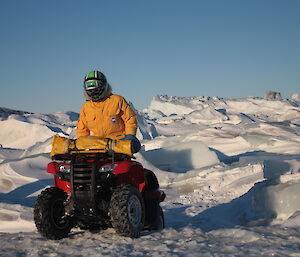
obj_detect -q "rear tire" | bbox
[109,185,145,238]
[151,206,165,230]
[144,169,159,190]
[34,187,72,240]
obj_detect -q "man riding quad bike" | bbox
[34,71,165,239]
[34,136,165,239]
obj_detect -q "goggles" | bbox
[84,80,104,90]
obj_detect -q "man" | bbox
[76,70,141,152]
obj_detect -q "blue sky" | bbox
[0,0,299,113]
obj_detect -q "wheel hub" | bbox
[127,195,142,228]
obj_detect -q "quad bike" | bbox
[34,137,166,240]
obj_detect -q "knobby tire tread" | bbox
[109,185,145,238]
[34,187,72,240]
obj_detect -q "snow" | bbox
[254,180,300,220]
[1,95,300,256]
[140,139,219,172]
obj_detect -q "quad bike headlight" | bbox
[99,164,118,173]
[58,164,70,173]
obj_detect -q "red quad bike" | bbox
[34,150,166,240]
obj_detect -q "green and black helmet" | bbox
[84,70,109,101]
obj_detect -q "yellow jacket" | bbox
[76,94,137,139]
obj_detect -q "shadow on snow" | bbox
[0,179,52,207]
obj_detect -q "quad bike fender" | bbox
[54,176,71,194]
[47,162,58,175]
[47,162,71,194]
[113,160,145,192]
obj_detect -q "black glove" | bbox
[121,134,141,153]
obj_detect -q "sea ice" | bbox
[140,140,219,172]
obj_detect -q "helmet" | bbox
[84,71,109,101]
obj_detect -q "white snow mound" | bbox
[141,140,219,172]
[0,119,55,149]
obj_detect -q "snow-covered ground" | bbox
[1,95,300,256]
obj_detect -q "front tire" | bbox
[34,187,73,240]
[109,185,145,238]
